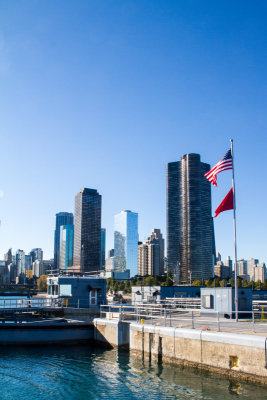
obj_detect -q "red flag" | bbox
[214,187,234,218]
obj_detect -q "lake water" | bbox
[0,344,266,399]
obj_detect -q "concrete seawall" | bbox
[130,324,267,384]
[94,318,129,348]
[93,318,267,385]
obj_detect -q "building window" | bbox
[60,284,72,296]
[89,289,97,305]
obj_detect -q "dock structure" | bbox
[93,303,267,385]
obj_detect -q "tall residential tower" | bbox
[167,153,215,283]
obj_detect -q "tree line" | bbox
[107,274,267,293]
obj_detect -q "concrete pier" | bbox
[130,323,267,384]
[93,318,267,385]
[93,318,129,348]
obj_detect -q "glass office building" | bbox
[59,224,74,271]
[54,212,74,270]
[73,188,102,273]
[114,210,138,277]
[167,153,215,284]
[30,248,43,262]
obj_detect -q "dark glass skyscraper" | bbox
[30,248,43,262]
[54,212,74,270]
[167,153,215,284]
[73,188,101,273]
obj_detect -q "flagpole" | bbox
[230,139,238,322]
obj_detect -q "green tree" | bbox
[192,279,202,287]
[229,278,234,287]
[37,275,47,292]
[106,278,116,291]
[254,280,260,290]
[237,277,242,288]
[125,280,131,293]
[204,279,213,287]
[144,276,158,286]
[213,278,220,287]
[242,279,250,288]
[166,271,173,286]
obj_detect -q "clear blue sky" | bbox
[0,0,266,264]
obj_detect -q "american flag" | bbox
[205,149,233,186]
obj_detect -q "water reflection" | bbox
[0,345,265,400]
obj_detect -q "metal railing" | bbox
[100,304,267,334]
[159,298,201,309]
[0,298,63,309]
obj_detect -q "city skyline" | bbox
[0,2,266,264]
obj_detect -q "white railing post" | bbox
[217,311,220,332]
[191,311,194,329]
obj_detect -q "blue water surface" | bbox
[0,345,266,399]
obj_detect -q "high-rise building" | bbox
[138,228,164,277]
[73,188,102,273]
[254,263,266,283]
[114,210,138,277]
[54,212,74,270]
[224,256,233,269]
[59,225,74,271]
[42,259,54,276]
[107,249,114,258]
[167,153,215,284]
[214,260,231,279]
[30,248,43,262]
[237,259,247,279]
[15,249,25,277]
[25,254,32,277]
[246,258,259,281]
[148,229,164,275]
[4,249,12,265]
[100,228,106,270]
[138,242,160,276]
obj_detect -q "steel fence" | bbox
[0,298,63,309]
[100,304,267,334]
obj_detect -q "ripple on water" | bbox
[0,345,266,400]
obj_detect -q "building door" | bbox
[89,289,97,305]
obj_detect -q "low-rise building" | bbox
[47,276,106,308]
[132,285,203,304]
